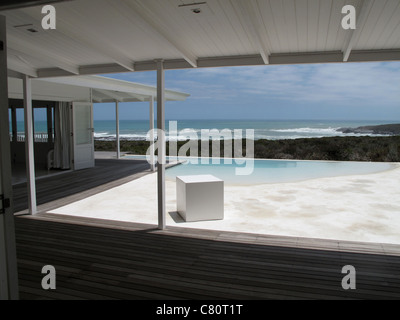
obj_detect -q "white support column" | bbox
[46,106,53,146]
[156,60,166,230]
[23,75,37,215]
[149,96,155,172]
[0,14,19,300]
[115,100,120,159]
[11,106,17,143]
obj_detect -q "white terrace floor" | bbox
[49,157,400,245]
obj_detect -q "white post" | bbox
[11,106,17,143]
[156,60,166,230]
[149,96,155,171]
[23,75,37,215]
[115,100,120,159]
[0,14,19,300]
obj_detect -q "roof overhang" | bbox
[8,75,190,103]
[2,0,399,79]
[40,75,190,102]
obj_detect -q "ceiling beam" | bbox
[270,51,343,64]
[34,64,131,78]
[236,0,270,64]
[120,0,198,68]
[342,0,374,62]
[36,68,78,78]
[134,55,266,71]
[7,43,80,75]
[24,49,400,79]
[7,56,38,77]
[79,64,131,76]
[7,69,26,79]
[347,49,400,62]
[135,50,400,71]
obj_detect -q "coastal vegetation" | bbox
[95,135,400,162]
[337,124,400,135]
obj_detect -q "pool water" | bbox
[164,158,396,185]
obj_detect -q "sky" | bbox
[92,61,400,121]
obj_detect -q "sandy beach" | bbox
[48,161,400,245]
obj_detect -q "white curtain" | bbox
[53,102,71,169]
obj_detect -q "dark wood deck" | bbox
[12,158,151,213]
[15,213,400,300]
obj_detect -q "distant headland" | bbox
[337,124,400,135]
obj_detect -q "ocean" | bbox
[93,119,395,141]
[12,119,396,141]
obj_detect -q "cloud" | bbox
[167,62,400,108]
[103,62,400,120]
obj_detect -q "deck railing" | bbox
[10,132,53,143]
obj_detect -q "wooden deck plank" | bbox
[14,214,400,300]
[15,215,400,263]
[17,223,400,283]
[12,159,151,213]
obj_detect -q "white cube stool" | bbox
[176,174,224,222]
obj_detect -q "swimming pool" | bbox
[164,158,396,185]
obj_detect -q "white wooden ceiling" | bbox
[2,0,400,78]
